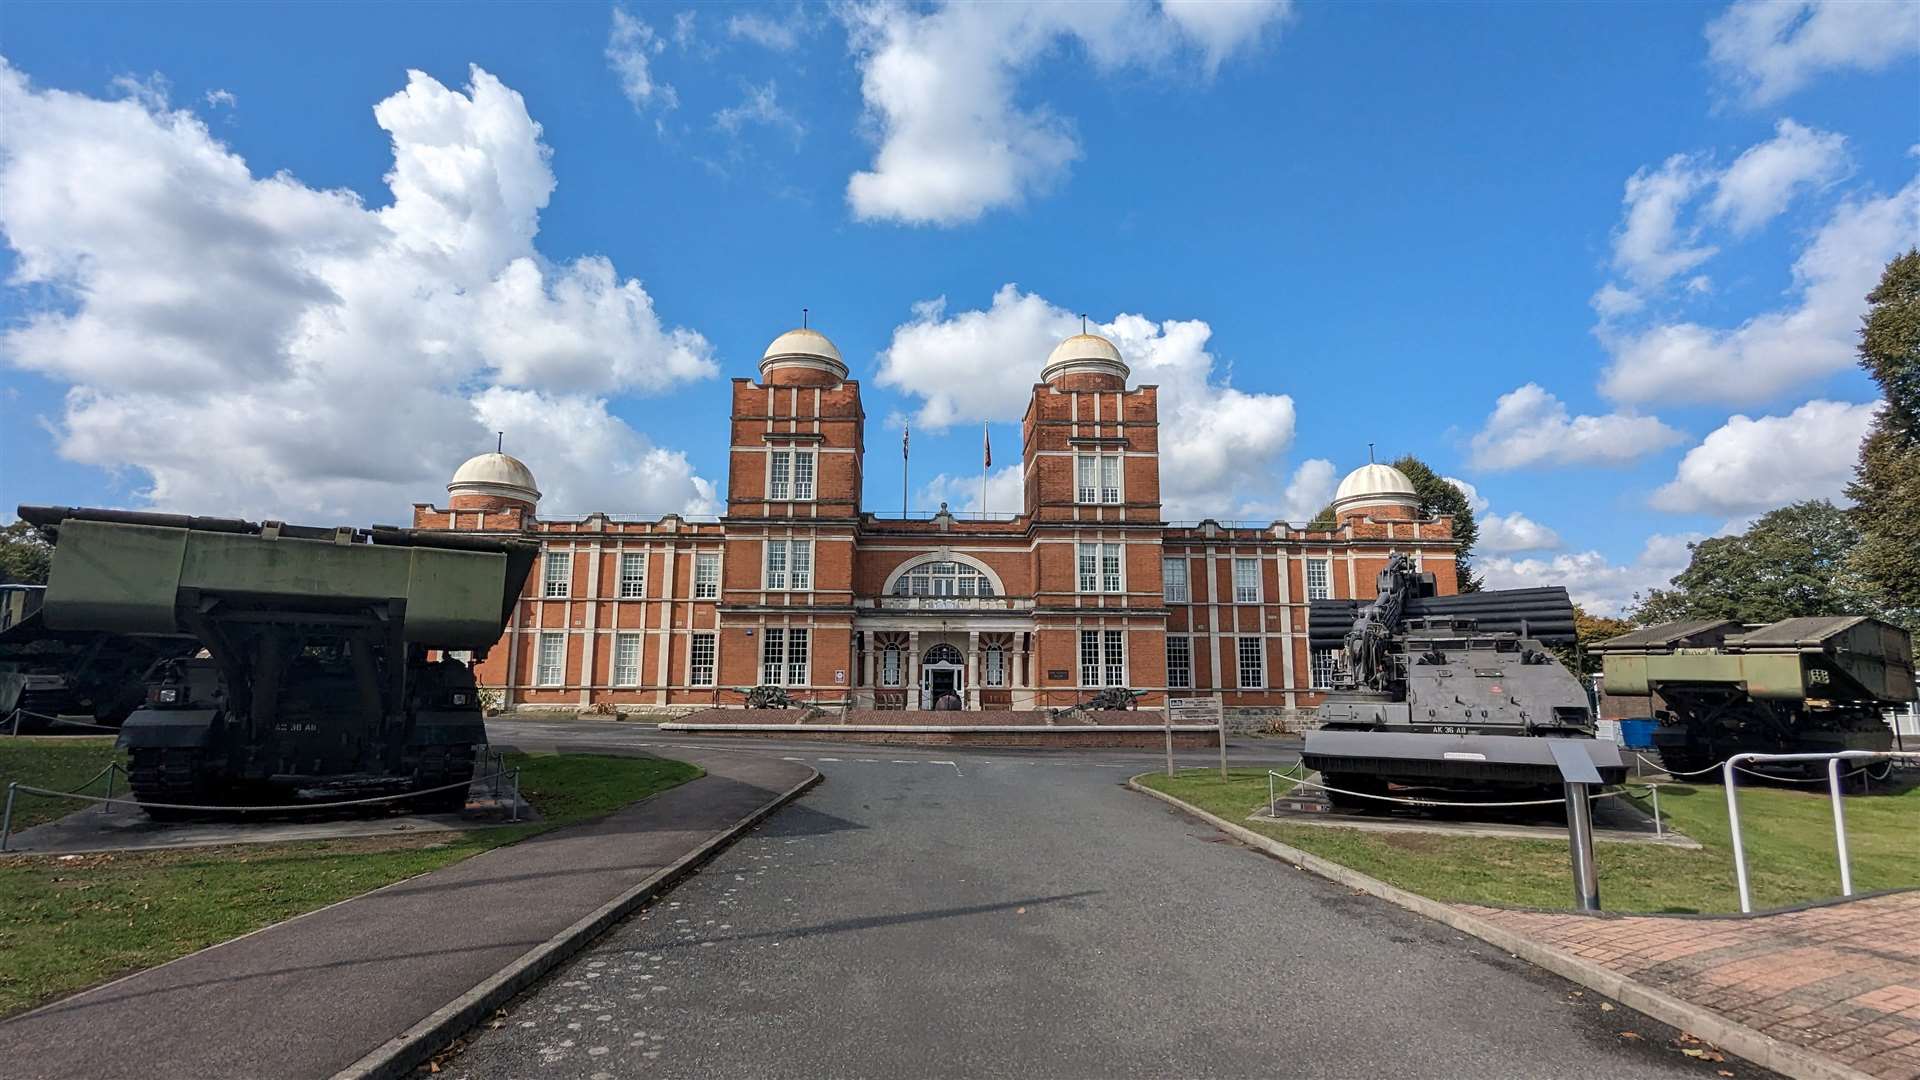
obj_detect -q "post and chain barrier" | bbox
[6,708,125,736]
[1,763,522,852]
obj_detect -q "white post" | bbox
[1829,757,1853,897]
[1725,755,1753,914]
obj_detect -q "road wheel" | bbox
[127,746,213,820]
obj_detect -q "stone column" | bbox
[966,630,981,709]
[906,630,921,711]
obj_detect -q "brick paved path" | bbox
[1465,892,1920,1079]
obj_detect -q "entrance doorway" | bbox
[920,643,965,709]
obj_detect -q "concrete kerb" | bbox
[1126,775,1876,1080]
[334,766,823,1080]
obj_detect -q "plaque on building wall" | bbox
[1167,696,1224,725]
[1047,669,1069,680]
[834,669,846,684]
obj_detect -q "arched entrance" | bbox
[920,643,964,709]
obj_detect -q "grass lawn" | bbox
[0,748,700,1017]
[0,736,124,831]
[1140,768,1918,915]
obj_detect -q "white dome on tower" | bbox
[760,327,848,383]
[1041,332,1129,386]
[448,451,540,506]
[1331,462,1418,517]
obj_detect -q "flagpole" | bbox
[980,421,989,519]
[902,423,910,518]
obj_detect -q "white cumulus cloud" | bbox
[1599,173,1920,405]
[1478,511,1563,554]
[1610,154,1717,292]
[1707,0,1920,107]
[0,60,716,521]
[840,0,1289,226]
[916,462,1025,516]
[1706,118,1850,235]
[876,284,1299,519]
[1468,384,1684,470]
[1650,398,1878,515]
[1481,532,1704,617]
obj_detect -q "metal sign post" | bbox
[1164,708,1175,778]
[1546,740,1604,912]
[1564,782,1600,911]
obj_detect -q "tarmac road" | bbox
[453,720,1759,1079]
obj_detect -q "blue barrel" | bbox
[1617,718,1658,749]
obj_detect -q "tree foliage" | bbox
[1549,605,1635,677]
[1848,249,1920,626]
[0,520,53,586]
[1629,500,1880,625]
[1389,455,1482,592]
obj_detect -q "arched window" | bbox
[923,643,963,666]
[880,640,905,687]
[892,560,994,597]
[983,642,1007,687]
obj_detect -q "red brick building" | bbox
[412,327,1459,720]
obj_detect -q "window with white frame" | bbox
[1104,630,1126,686]
[613,633,642,686]
[1072,454,1122,504]
[618,552,646,598]
[1077,543,1123,593]
[1233,557,1260,603]
[1162,557,1188,602]
[792,450,815,501]
[1166,636,1192,689]
[689,632,716,686]
[543,551,571,598]
[694,553,719,598]
[893,560,994,596]
[880,642,904,687]
[768,449,816,502]
[1310,648,1339,690]
[769,451,791,500]
[760,628,809,686]
[1238,636,1265,689]
[1079,629,1126,686]
[1306,557,1332,600]
[764,539,812,591]
[984,643,1007,687]
[537,632,566,686]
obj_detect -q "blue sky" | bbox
[1,1,1916,612]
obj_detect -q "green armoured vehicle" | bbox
[21,506,538,816]
[1594,617,1915,778]
[1,583,194,731]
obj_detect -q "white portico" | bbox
[853,549,1037,710]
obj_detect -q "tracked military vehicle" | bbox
[0,584,193,731]
[1593,617,1914,779]
[1300,553,1625,808]
[21,506,538,816]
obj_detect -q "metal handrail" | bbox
[1723,750,1920,913]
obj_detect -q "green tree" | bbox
[1848,249,1920,627]
[1629,500,1879,625]
[0,520,53,585]
[1549,605,1635,677]
[1390,455,1482,592]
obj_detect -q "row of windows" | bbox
[1158,557,1335,604]
[527,629,1338,692]
[535,631,717,687]
[541,552,719,600]
[1163,636,1340,690]
[540,550,1348,605]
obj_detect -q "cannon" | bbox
[20,506,538,817]
[1594,617,1914,779]
[1300,553,1625,808]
